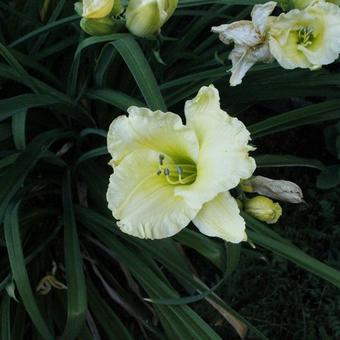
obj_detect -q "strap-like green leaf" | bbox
[11,110,27,150]
[84,89,144,111]
[245,219,340,288]
[112,36,167,111]
[255,154,325,170]
[61,171,87,340]
[4,203,54,340]
[1,294,11,340]
[250,100,340,139]
[0,129,72,223]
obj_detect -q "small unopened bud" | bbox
[244,196,282,224]
[80,17,124,35]
[126,0,178,38]
[240,176,303,204]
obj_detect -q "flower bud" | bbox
[80,17,125,35]
[82,0,115,19]
[240,176,303,204]
[244,196,282,224]
[126,0,178,38]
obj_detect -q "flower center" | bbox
[297,26,314,47]
[156,154,197,185]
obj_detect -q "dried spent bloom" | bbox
[106,85,256,243]
[36,275,68,295]
[240,176,304,203]
[126,0,178,38]
[211,2,277,86]
[244,196,282,224]
[269,2,340,70]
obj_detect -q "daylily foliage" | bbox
[106,85,256,243]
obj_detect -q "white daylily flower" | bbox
[106,85,256,243]
[269,2,340,70]
[211,2,277,86]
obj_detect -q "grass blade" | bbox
[61,171,87,340]
[0,129,72,223]
[255,154,325,170]
[1,294,11,340]
[246,224,340,288]
[11,109,27,150]
[112,36,167,111]
[4,203,54,340]
[250,100,340,139]
[84,89,144,111]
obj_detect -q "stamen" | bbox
[159,154,165,165]
[298,26,313,47]
[156,155,197,185]
[164,168,181,185]
[179,173,197,184]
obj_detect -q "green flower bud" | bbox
[244,196,282,224]
[76,0,122,17]
[82,0,114,19]
[80,17,125,35]
[126,0,178,38]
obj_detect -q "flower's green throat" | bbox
[157,154,197,185]
[297,26,314,47]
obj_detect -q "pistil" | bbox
[157,154,197,185]
[298,26,313,47]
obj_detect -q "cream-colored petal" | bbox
[107,149,198,239]
[269,25,312,69]
[193,192,247,243]
[176,85,256,210]
[82,0,114,18]
[228,45,254,86]
[251,1,277,35]
[229,44,273,86]
[107,107,199,165]
[211,21,260,47]
[300,3,340,66]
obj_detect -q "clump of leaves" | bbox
[0,1,339,339]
